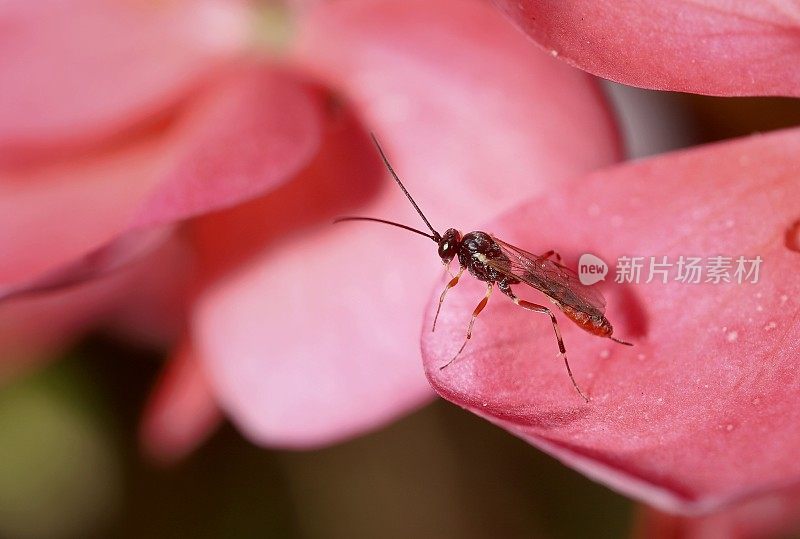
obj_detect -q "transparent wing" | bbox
[488,236,607,316]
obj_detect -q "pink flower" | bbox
[493,0,800,97]
[635,485,800,539]
[420,0,800,532]
[0,0,618,461]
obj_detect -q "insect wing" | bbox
[489,237,607,315]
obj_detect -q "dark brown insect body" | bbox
[446,229,612,337]
[336,134,632,402]
[455,231,514,283]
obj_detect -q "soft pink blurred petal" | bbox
[0,232,188,381]
[422,128,800,512]
[0,227,171,302]
[0,0,252,161]
[0,66,323,294]
[194,0,620,448]
[635,487,800,539]
[130,66,325,228]
[104,232,197,347]
[140,341,222,465]
[493,0,800,96]
[0,280,126,382]
[291,0,621,184]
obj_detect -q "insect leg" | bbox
[443,259,456,279]
[432,266,465,332]
[539,250,562,263]
[501,286,589,402]
[439,283,493,370]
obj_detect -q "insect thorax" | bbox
[458,231,507,282]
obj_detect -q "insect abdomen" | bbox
[560,305,613,337]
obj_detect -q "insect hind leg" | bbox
[500,284,589,402]
[439,283,492,370]
[540,250,562,263]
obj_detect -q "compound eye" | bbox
[438,229,461,261]
[438,240,455,261]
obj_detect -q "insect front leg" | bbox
[443,259,457,279]
[499,284,589,402]
[439,283,493,370]
[432,265,465,332]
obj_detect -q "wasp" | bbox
[336,135,632,401]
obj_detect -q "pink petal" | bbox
[493,0,800,96]
[0,234,187,382]
[139,341,222,465]
[422,127,800,512]
[291,0,621,180]
[0,66,323,294]
[635,487,800,538]
[0,227,171,302]
[195,0,620,448]
[0,0,251,161]
[0,282,122,381]
[104,233,197,347]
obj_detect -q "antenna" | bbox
[333,216,437,241]
[370,133,441,242]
